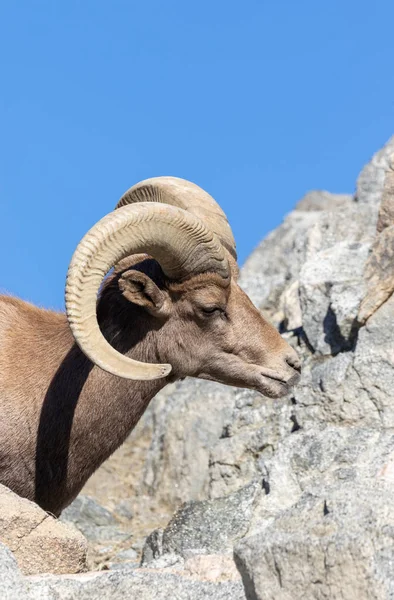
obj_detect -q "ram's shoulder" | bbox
[0,294,64,337]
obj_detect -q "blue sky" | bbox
[1,1,393,309]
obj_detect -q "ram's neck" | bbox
[34,290,168,515]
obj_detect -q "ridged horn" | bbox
[66,202,229,381]
[116,176,237,259]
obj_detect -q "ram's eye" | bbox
[200,306,222,316]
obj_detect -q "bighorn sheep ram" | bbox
[0,177,300,516]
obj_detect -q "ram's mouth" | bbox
[257,375,290,398]
[256,369,300,398]
[195,359,300,398]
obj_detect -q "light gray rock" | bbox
[249,423,394,533]
[140,378,237,508]
[292,352,378,428]
[295,191,379,355]
[293,291,394,430]
[26,569,247,600]
[142,480,260,563]
[142,552,184,570]
[240,210,326,314]
[141,528,164,564]
[299,241,370,354]
[303,203,377,260]
[208,390,295,499]
[235,478,394,600]
[113,499,134,520]
[0,543,28,600]
[295,190,352,212]
[113,547,138,562]
[70,135,394,599]
[377,153,394,233]
[347,292,394,428]
[356,135,394,208]
[240,191,356,318]
[296,196,378,356]
[60,495,130,544]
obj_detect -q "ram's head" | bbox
[66,178,300,397]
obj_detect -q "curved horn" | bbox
[116,177,237,259]
[66,203,229,381]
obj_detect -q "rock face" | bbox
[0,543,29,600]
[25,569,246,600]
[0,484,87,576]
[60,495,133,569]
[134,136,394,502]
[141,480,260,564]
[358,154,394,324]
[107,135,393,598]
[1,136,394,598]
[235,478,394,600]
[60,495,126,543]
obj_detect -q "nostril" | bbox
[286,353,302,374]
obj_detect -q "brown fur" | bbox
[0,256,300,515]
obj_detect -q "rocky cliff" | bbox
[1,136,394,599]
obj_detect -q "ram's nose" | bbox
[285,348,301,373]
[284,348,302,385]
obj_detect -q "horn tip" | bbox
[132,363,172,381]
[161,364,172,377]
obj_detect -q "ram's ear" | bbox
[119,270,171,318]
